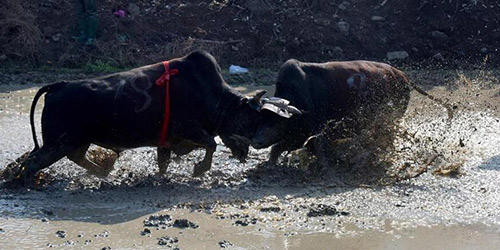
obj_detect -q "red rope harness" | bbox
[155,61,179,146]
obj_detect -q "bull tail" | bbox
[30,81,68,151]
[408,81,454,119]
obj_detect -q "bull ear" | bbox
[239,96,249,105]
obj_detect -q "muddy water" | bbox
[2,206,500,249]
[2,83,500,249]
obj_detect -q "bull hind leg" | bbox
[16,143,76,188]
[0,151,31,185]
[67,144,115,177]
[157,147,171,175]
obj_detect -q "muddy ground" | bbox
[1,69,500,249]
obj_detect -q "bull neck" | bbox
[213,86,243,134]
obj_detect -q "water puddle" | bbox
[1,83,500,249]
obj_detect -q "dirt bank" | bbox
[1,0,499,68]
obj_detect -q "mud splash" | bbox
[1,79,500,249]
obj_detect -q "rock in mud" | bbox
[234,218,257,226]
[101,247,111,250]
[433,53,445,61]
[431,30,448,40]
[371,16,385,21]
[64,240,75,246]
[260,207,281,213]
[157,236,179,248]
[307,204,349,217]
[0,228,5,233]
[55,230,67,238]
[141,228,152,236]
[387,51,409,60]
[41,218,49,222]
[95,230,110,238]
[144,214,172,228]
[127,3,140,15]
[173,219,199,229]
[336,21,350,34]
[218,240,234,248]
[333,46,343,55]
[41,209,55,216]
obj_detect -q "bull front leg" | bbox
[181,129,217,177]
[268,139,304,165]
[266,135,307,165]
[269,142,286,165]
[67,144,115,177]
[193,146,215,177]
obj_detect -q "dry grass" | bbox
[0,1,42,60]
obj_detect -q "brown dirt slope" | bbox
[1,0,499,68]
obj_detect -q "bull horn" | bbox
[286,105,302,115]
[248,90,267,110]
[251,90,267,103]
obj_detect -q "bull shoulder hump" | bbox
[278,59,306,85]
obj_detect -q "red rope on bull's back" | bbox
[155,61,179,146]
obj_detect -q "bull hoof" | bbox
[22,173,38,190]
[157,168,167,177]
[192,162,210,177]
[264,160,277,168]
[1,178,24,189]
[1,174,40,190]
[89,165,114,178]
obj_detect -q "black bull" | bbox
[251,59,453,164]
[4,51,268,187]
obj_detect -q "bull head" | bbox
[244,90,302,118]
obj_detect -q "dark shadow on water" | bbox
[477,155,500,171]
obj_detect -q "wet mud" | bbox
[1,73,500,249]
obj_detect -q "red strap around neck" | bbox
[155,61,179,146]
